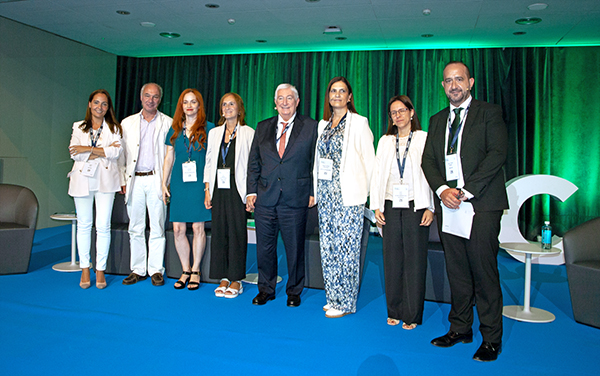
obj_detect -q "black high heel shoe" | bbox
[174,271,191,289]
[188,271,200,290]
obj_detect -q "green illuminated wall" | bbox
[116,47,600,237]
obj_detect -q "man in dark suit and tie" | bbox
[422,61,508,362]
[246,83,318,307]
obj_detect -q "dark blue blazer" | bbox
[247,114,318,208]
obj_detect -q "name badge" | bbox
[318,158,333,181]
[182,160,197,182]
[217,168,231,189]
[445,154,459,181]
[82,161,99,177]
[392,183,409,208]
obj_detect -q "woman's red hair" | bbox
[170,89,207,150]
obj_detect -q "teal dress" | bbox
[166,122,214,223]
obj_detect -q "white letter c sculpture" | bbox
[499,174,578,265]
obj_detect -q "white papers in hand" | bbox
[442,202,475,239]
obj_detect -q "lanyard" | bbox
[220,124,238,167]
[89,124,103,147]
[276,121,292,144]
[182,126,194,162]
[321,114,347,154]
[395,131,413,181]
[447,103,471,154]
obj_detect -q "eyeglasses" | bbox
[390,108,410,116]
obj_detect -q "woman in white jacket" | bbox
[204,93,254,298]
[315,77,375,318]
[371,95,434,329]
[68,89,123,289]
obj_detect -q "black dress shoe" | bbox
[122,273,147,285]
[252,292,275,305]
[287,294,301,307]
[431,330,473,348]
[151,273,164,286]
[473,342,502,362]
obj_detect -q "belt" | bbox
[134,171,154,177]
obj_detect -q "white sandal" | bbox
[224,281,243,299]
[325,307,351,318]
[214,279,230,297]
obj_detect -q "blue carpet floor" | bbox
[0,225,598,375]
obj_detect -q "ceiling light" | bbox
[140,22,155,28]
[256,40,267,43]
[227,18,236,25]
[423,9,431,16]
[515,17,542,25]
[527,3,548,11]
[324,26,342,35]
[160,32,181,39]
[205,4,219,9]
[116,10,130,15]
[513,31,527,35]
[421,34,434,38]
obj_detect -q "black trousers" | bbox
[382,200,430,324]
[438,209,503,343]
[254,199,307,296]
[209,181,248,281]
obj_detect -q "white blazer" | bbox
[370,131,434,213]
[118,110,173,204]
[204,124,255,203]
[314,111,375,206]
[68,120,123,197]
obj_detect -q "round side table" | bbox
[50,213,80,272]
[500,242,561,323]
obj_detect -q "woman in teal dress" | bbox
[162,89,214,290]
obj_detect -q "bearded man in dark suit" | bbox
[422,61,508,362]
[246,83,317,308]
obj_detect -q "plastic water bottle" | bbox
[541,221,552,250]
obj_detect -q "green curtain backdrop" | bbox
[115,47,600,238]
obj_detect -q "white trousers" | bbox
[127,174,166,276]
[73,191,115,270]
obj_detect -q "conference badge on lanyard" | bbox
[318,158,333,181]
[182,161,197,182]
[217,168,230,189]
[82,160,99,177]
[392,131,412,208]
[445,154,459,181]
[392,184,409,208]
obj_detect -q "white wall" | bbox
[0,16,117,228]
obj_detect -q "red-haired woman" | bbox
[162,89,214,290]
[68,89,123,289]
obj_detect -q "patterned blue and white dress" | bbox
[317,117,364,314]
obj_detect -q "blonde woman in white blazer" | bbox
[204,93,255,298]
[68,89,123,289]
[371,95,434,330]
[314,77,375,318]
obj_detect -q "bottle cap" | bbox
[544,221,550,225]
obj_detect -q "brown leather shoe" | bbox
[151,273,164,286]
[122,273,147,285]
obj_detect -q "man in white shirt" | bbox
[119,83,173,286]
